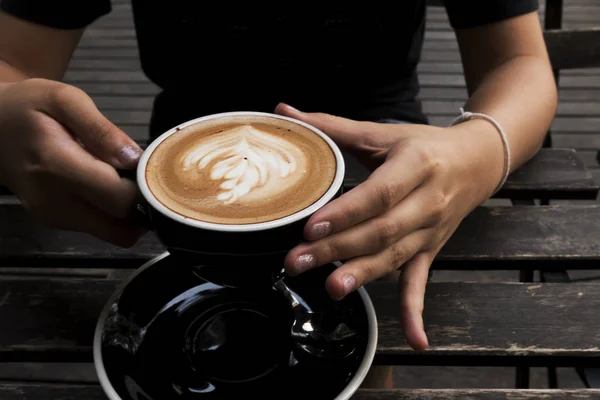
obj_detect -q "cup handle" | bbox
[116,168,154,231]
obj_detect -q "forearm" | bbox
[462,55,558,173]
[0,10,84,90]
[447,55,557,199]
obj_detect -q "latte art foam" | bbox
[146,115,337,225]
[181,125,301,205]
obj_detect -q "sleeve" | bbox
[442,0,540,30]
[0,0,111,29]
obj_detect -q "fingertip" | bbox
[326,270,357,301]
[325,274,346,300]
[283,251,300,276]
[401,306,429,351]
[398,253,432,351]
[304,220,332,241]
[406,326,429,351]
[274,103,301,117]
[284,246,317,276]
[118,145,143,168]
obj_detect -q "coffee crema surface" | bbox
[146,116,337,224]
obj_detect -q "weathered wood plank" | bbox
[422,28,600,71]
[353,389,600,400]
[551,117,600,132]
[0,384,106,400]
[374,281,600,365]
[418,62,600,77]
[77,38,137,48]
[100,110,150,125]
[64,71,147,82]
[81,28,136,38]
[87,19,137,29]
[425,9,600,23]
[417,73,600,89]
[69,83,159,96]
[553,133,600,149]
[495,149,597,199]
[0,267,109,279]
[1,384,599,400]
[574,150,600,168]
[592,169,600,187]
[432,205,600,269]
[427,115,600,135]
[1,204,599,269]
[401,21,596,32]
[67,59,141,71]
[89,95,154,110]
[72,48,138,59]
[418,87,600,101]
[422,99,600,117]
[545,28,600,70]
[1,279,600,366]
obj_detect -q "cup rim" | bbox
[136,111,346,232]
[93,253,378,400]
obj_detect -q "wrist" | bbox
[448,118,507,201]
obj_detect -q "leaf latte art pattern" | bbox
[182,125,300,204]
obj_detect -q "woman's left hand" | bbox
[275,103,504,351]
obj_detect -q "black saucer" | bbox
[94,252,372,400]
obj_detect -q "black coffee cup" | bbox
[126,112,346,285]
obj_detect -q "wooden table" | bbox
[1,146,600,399]
[2,0,600,397]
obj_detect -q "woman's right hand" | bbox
[0,78,146,247]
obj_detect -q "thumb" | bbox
[274,102,373,151]
[46,84,143,169]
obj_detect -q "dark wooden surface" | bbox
[1,384,600,400]
[353,389,600,400]
[544,28,600,70]
[2,204,599,270]
[494,149,597,200]
[1,0,599,397]
[2,278,600,366]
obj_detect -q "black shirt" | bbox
[1,0,538,139]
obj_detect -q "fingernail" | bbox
[310,221,332,240]
[120,145,142,164]
[342,274,356,295]
[293,254,316,274]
